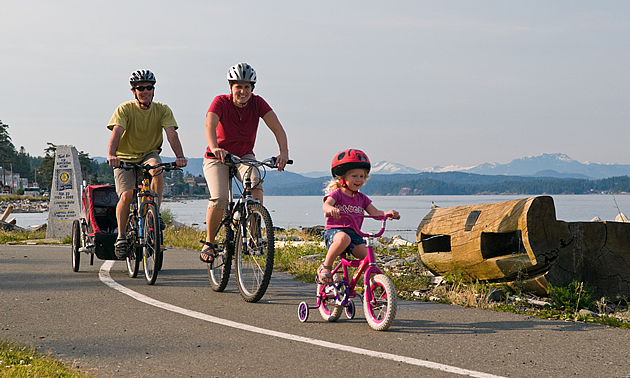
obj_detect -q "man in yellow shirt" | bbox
[107,69,188,259]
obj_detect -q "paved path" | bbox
[1,245,629,377]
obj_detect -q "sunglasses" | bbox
[134,85,155,91]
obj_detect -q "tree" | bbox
[37,143,57,190]
[0,120,16,175]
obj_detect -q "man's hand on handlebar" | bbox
[175,156,188,168]
[107,156,121,168]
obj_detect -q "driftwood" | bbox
[417,196,630,298]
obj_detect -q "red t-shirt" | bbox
[205,94,273,158]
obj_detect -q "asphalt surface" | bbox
[1,244,629,378]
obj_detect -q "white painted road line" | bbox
[100,261,506,378]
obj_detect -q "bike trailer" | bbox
[80,185,119,260]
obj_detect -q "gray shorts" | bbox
[113,152,162,197]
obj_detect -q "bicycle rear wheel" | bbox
[208,211,234,292]
[71,219,81,272]
[363,274,397,331]
[126,217,140,278]
[235,203,274,303]
[318,274,342,322]
[142,204,162,285]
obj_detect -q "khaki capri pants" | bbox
[203,154,262,209]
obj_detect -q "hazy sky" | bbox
[1,1,629,173]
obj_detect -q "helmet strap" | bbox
[339,179,357,199]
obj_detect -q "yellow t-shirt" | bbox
[107,101,178,162]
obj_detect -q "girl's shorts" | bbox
[323,228,366,250]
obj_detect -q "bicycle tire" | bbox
[318,274,342,322]
[208,210,234,292]
[71,219,81,272]
[126,216,140,278]
[234,203,274,302]
[142,204,161,285]
[363,274,397,331]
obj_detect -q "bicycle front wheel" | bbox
[235,203,274,302]
[208,210,234,292]
[363,274,397,331]
[126,217,140,278]
[142,204,162,285]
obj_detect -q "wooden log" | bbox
[543,221,630,299]
[417,196,572,282]
[1,205,13,221]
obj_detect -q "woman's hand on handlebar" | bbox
[275,151,290,171]
[211,147,228,163]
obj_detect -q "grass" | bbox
[0,339,92,378]
[0,229,47,244]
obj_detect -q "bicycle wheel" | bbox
[363,274,397,331]
[71,219,81,272]
[208,211,234,292]
[142,204,162,285]
[234,203,274,302]
[318,274,342,322]
[126,217,140,278]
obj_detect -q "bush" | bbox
[548,280,596,312]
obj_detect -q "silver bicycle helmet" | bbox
[129,69,156,85]
[227,63,257,83]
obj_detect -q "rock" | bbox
[486,288,506,302]
[302,225,324,238]
[298,254,321,263]
[578,309,598,317]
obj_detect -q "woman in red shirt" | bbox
[200,63,289,264]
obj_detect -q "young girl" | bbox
[319,149,400,284]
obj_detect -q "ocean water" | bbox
[162,194,630,241]
[14,194,630,241]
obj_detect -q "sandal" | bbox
[199,240,217,265]
[115,238,129,259]
[316,264,333,284]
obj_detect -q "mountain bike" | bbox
[120,161,179,285]
[297,214,398,331]
[207,154,292,302]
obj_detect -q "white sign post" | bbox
[46,145,83,239]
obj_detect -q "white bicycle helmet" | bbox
[227,63,257,83]
[129,69,156,85]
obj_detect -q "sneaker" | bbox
[115,238,130,259]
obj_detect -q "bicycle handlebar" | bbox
[329,213,394,238]
[224,153,293,169]
[119,161,180,171]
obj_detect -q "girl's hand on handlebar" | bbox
[385,210,400,220]
[325,208,341,219]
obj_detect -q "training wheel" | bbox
[298,301,309,322]
[345,299,356,319]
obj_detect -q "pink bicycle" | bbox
[297,214,398,331]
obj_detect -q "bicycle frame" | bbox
[320,215,390,306]
[207,154,293,302]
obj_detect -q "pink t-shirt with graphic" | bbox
[323,188,372,231]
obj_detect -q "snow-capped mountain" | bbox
[371,161,422,174]
[425,153,630,179]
